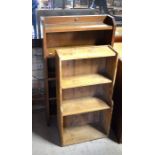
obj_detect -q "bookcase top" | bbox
[56,45,116,60]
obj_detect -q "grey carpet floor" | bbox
[32,110,122,155]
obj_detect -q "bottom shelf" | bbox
[63,124,107,146]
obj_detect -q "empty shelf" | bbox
[63,124,106,146]
[45,23,113,33]
[57,45,116,60]
[62,97,110,116]
[62,74,112,89]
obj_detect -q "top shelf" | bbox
[57,45,116,61]
[44,22,113,33]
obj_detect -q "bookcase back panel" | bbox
[63,112,100,127]
[62,58,106,77]
[62,84,112,104]
[63,110,113,133]
[46,31,113,49]
[63,110,112,135]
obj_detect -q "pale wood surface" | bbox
[63,125,106,146]
[42,15,107,25]
[57,45,116,60]
[62,97,110,116]
[47,45,89,57]
[56,45,118,145]
[115,27,122,37]
[45,23,113,33]
[114,43,122,59]
[62,74,112,89]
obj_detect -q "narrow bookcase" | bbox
[56,45,118,146]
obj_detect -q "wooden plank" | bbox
[56,54,64,144]
[102,107,113,135]
[115,27,122,37]
[63,124,106,146]
[62,74,112,89]
[57,45,116,61]
[62,97,110,116]
[42,15,107,25]
[114,43,122,59]
[45,23,113,33]
[62,58,106,77]
[115,27,122,42]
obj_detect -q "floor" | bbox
[32,110,122,155]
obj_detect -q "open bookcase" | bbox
[42,15,116,125]
[56,45,118,146]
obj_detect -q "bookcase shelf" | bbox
[56,45,118,146]
[62,97,110,116]
[45,23,113,33]
[58,45,116,60]
[62,74,112,89]
[63,124,106,146]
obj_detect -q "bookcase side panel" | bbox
[56,55,64,144]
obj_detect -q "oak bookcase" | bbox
[56,45,118,146]
[42,15,116,125]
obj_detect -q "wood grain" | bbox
[62,74,112,89]
[63,124,106,146]
[45,23,112,33]
[57,45,116,60]
[56,45,118,145]
[62,97,110,116]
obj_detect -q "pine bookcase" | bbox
[56,45,118,146]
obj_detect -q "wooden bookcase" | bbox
[42,15,116,125]
[56,45,118,146]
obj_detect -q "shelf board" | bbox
[62,97,110,116]
[62,74,112,89]
[45,23,112,33]
[63,124,106,146]
[57,45,116,61]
